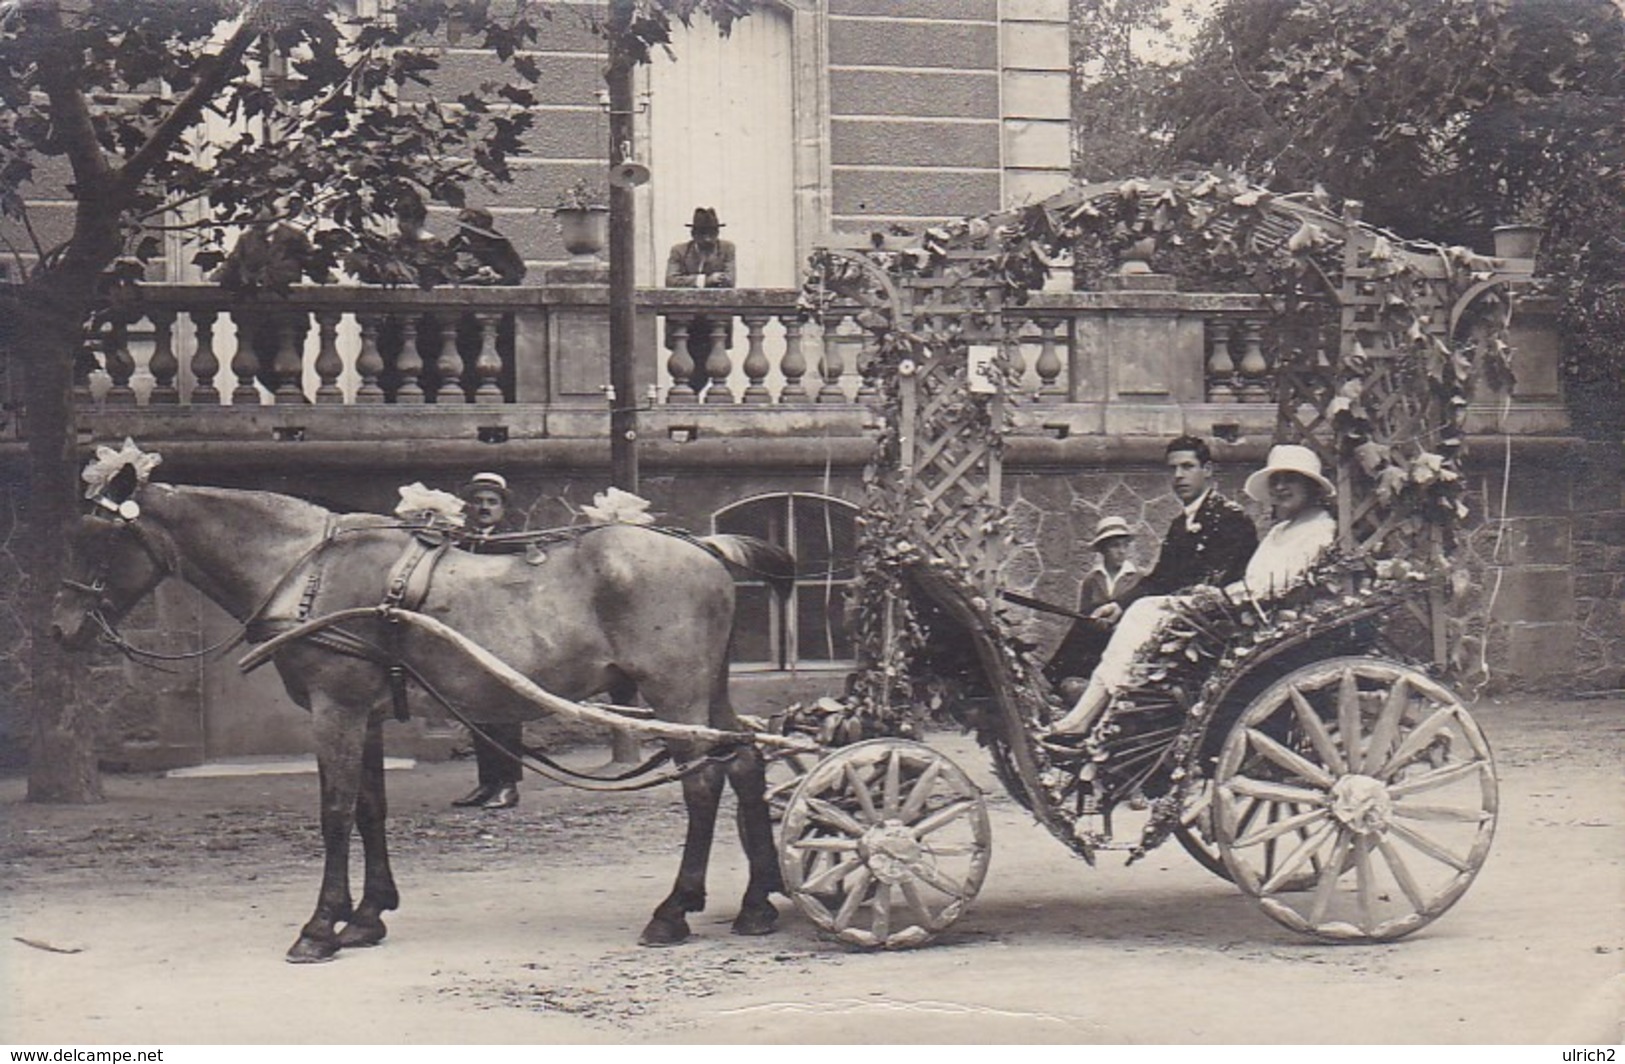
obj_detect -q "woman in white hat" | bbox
[1047,444,1336,741]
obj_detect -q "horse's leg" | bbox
[726,743,783,936]
[287,699,366,963]
[337,717,398,949]
[639,753,726,947]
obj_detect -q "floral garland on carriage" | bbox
[796,169,1520,860]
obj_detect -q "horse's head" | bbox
[50,486,175,651]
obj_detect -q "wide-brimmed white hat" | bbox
[1245,444,1335,503]
[462,471,509,499]
[1089,515,1134,548]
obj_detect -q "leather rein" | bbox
[67,513,764,792]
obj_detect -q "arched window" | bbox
[715,493,858,670]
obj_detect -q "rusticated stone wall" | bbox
[1,436,1617,771]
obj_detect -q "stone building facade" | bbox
[1,3,1619,772]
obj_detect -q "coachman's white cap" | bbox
[1089,515,1134,548]
[463,471,509,498]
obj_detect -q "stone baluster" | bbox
[1034,317,1064,398]
[472,312,504,403]
[272,313,307,403]
[665,315,697,404]
[740,313,772,404]
[1238,318,1270,403]
[435,314,465,403]
[229,312,262,405]
[816,312,847,404]
[1207,318,1236,402]
[701,315,734,404]
[395,315,425,403]
[355,314,385,403]
[104,316,137,407]
[189,311,220,405]
[777,314,808,403]
[313,311,344,404]
[72,340,96,407]
[856,327,880,403]
[147,310,179,405]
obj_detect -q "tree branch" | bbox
[30,1,111,192]
[113,16,262,198]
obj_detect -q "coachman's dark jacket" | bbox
[1119,490,1258,606]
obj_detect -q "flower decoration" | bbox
[81,438,162,499]
[581,486,655,525]
[394,483,466,526]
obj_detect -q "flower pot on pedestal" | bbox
[1492,224,1542,261]
[555,206,608,265]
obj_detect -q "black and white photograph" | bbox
[1,0,1621,1048]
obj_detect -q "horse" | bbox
[50,472,797,963]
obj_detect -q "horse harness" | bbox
[247,522,749,789]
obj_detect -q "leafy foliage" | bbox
[800,171,1516,805]
[1156,0,1625,432]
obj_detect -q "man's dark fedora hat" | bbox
[687,207,725,230]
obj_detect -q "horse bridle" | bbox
[59,505,223,666]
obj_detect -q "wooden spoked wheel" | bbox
[764,749,816,823]
[779,739,992,949]
[1173,778,1232,881]
[1214,657,1498,942]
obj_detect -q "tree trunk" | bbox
[21,297,102,803]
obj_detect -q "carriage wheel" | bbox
[764,749,816,823]
[778,739,992,949]
[1214,657,1497,942]
[1173,778,1232,881]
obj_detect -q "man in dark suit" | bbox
[663,207,736,393]
[1091,435,1258,627]
[451,472,526,810]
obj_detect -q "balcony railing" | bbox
[37,280,1305,441]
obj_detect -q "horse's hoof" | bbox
[337,918,387,948]
[285,936,340,964]
[731,904,778,937]
[638,916,691,947]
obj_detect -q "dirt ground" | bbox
[3,695,1623,1045]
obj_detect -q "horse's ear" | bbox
[104,464,140,504]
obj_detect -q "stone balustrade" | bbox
[10,279,1556,445]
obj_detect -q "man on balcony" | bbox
[664,207,735,394]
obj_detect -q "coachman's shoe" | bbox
[452,784,497,808]
[482,783,520,810]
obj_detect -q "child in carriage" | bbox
[1045,444,1337,744]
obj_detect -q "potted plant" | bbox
[553,178,608,263]
[1492,190,1550,261]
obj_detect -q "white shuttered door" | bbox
[644,9,797,288]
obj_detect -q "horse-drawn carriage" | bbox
[50,447,1497,957]
[50,175,1522,959]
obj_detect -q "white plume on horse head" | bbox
[81,437,161,500]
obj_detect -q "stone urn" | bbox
[554,205,608,264]
[1491,224,1542,261]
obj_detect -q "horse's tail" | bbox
[695,534,796,600]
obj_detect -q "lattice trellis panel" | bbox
[1273,206,1466,661]
[893,267,1011,593]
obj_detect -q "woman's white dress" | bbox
[1090,509,1337,697]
